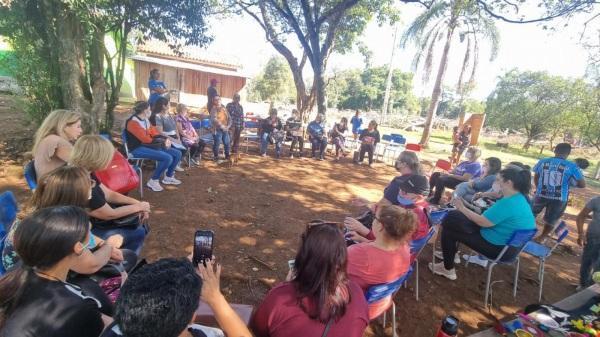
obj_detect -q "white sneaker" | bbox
[434,250,461,264]
[428,262,457,280]
[175,165,185,172]
[190,158,200,166]
[162,176,182,185]
[463,254,489,268]
[146,179,164,192]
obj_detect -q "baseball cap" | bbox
[399,174,429,196]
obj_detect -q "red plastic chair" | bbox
[405,143,421,152]
[95,151,140,195]
[434,159,452,172]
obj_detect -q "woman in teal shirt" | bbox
[429,167,535,280]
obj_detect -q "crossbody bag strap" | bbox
[321,318,334,337]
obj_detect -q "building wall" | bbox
[134,60,246,108]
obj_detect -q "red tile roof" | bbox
[136,40,242,70]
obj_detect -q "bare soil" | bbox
[0,94,598,337]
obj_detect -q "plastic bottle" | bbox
[436,316,459,337]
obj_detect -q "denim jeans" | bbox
[213,129,231,159]
[311,137,327,157]
[260,132,281,155]
[455,182,476,201]
[131,146,182,180]
[580,237,600,287]
[92,225,148,255]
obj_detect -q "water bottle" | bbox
[436,315,459,337]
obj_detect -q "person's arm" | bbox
[88,202,147,221]
[127,122,154,144]
[71,242,113,274]
[225,110,232,130]
[344,217,370,236]
[54,142,73,162]
[100,184,142,206]
[577,207,592,246]
[454,198,495,228]
[176,120,186,139]
[198,260,253,337]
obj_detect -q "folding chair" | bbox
[522,221,569,301]
[427,159,452,178]
[23,160,37,190]
[0,191,18,275]
[405,143,421,152]
[121,130,147,198]
[409,225,437,301]
[365,267,413,337]
[465,229,537,308]
[242,120,260,153]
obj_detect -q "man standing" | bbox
[533,143,585,240]
[210,95,231,163]
[207,78,219,112]
[576,196,600,290]
[227,93,244,157]
[350,110,363,140]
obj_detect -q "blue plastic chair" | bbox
[465,228,537,308]
[523,221,569,301]
[382,134,393,142]
[409,225,437,301]
[201,118,212,129]
[365,267,413,337]
[242,120,261,152]
[0,191,18,275]
[23,160,37,190]
[190,120,202,130]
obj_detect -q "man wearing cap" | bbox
[207,79,219,112]
[345,174,431,243]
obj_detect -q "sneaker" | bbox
[434,250,460,264]
[216,159,226,165]
[463,254,489,268]
[319,156,324,161]
[190,158,200,166]
[146,179,164,192]
[261,153,267,158]
[162,176,182,185]
[175,165,184,172]
[289,154,294,159]
[428,262,457,280]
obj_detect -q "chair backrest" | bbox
[549,221,569,253]
[244,120,260,129]
[435,159,452,172]
[23,160,37,190]
[405,143,421,152]
[410,226,437,258]
[365,267,413,304]
[201,118,212,129]
[121,129,132,157]
[190,119,202,130]
[382,134,393,142]
[428,209,449,226]
[507,229,537,248]
[0,191,18,234]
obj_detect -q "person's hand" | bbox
[137,201,151,213]
[165,138,172,148]
[285,268,295,282]
[473,192,482,200]
[452,197,466,212]
[347,231,368,243]
[105,235,123,249]
[351,197,370,208]
[110,247,124,262]
[140,211,150,223]
[344,217,370,236]
[198,259,224,306]
[578,235,586,247]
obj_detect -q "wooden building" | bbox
[131,40,248,109]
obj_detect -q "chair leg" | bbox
[484,263,495,308]
[538,260,545,302]
[415,259,420,301]
[383,310,387,328]
[513,257,520,298]
[392,301,397,337]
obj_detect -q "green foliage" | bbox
[327,66,417,112]
[0,50,16,77]
[248,56,296,103]
[485,69,585,148]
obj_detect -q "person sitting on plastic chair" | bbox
[346,204,416,320]
[354,120,381,167]
[259,108,284,159]
[307,113,327,161]
[429,167,536,281]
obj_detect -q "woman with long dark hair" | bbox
[0,206,108,337]
[429,167,536,281]
[331,117,348,161]
[453,157,502,202]
[251,223,368,337]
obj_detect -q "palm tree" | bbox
[401,0,500,147]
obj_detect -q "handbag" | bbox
[145,135,167,150]
[92,213,141,230]
[94,151,139,195]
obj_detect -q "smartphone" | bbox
[193,230,215,267]
[287,259,295,271]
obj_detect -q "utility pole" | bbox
[381,24,399,125]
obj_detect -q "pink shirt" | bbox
[250,281,368,337]
[347,242,411,319]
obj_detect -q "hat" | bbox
[399,175,429,196]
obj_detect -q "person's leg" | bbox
[289,137,297,156]
[164,147,182,177]
[260,132,269,155]
[131,146,171,180]
[311,138,318,157]
[442,176,463,191]
[222,131,231,159]
[298,138,304,156]
[212,131,221,159]
[232,127,241,154]
[275,139,282,157]
[319,138,327,158]
[454,182,475,200]
[579,240,600,287]
[537,198,566,240]
[429,172,441,195]
[431,174,450,204]
[440,226,503,270]
[367,145,374,165]
[189,143,200,159]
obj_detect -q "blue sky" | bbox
[204,3,590,100]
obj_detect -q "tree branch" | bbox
[476,0,599,24]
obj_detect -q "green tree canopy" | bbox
[248,56,296,103]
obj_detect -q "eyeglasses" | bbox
[90,179,97,188]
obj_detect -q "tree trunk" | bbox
[313,65,327,116]
[54,3,94,131]
[89,26,107,133]
[523,136,533,150]
[419,24,456,147]
[382,25,399,125]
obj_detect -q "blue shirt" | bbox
[481,193,536,245]
[472,174,496,192]
[533,157,583,201]
[351,116,363,133]
[452,161,482,179]
[148,79,166,106]
[307,121,325,138]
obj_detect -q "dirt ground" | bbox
[1,94,599,337]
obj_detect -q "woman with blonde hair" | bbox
[70,135,150,255]
[32,109,82,179]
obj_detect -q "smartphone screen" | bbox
[193,230,214,266]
